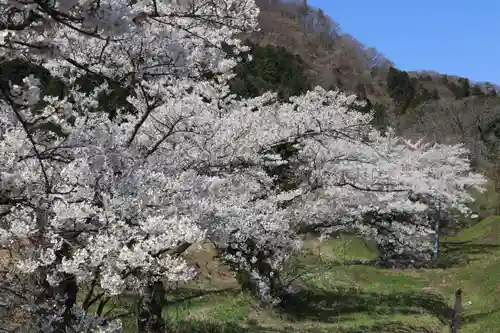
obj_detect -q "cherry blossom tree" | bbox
[0,0,273,331]
[0,0,487,332]
[286,127,486,266]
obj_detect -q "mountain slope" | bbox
[247,1,497,115]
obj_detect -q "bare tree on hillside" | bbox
[398,97,500,215]
[250,0,392,96]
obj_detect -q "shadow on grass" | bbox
[342,259,380,266]
[287,258,381,274]
[165,287,241,306]
[337,311,500,333]
[436,241,500,268]
[463,309,500,324]
[278,285,453,325]
[110,287,241,310]
[338,321,435,333]
[168,320,251,333]
[166,320,438,333]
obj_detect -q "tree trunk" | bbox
[234,252,286,305]
[235,263,285,302]
[219,239,287,306]
[55,273,78,332]
[137,280,166,333]
[53,242,78,331]
[32,230,79,332]
[434,204,441,261]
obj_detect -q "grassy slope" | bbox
[111,217,500,332]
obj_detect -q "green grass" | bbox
[94,217,500,332]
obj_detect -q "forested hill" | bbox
[246,0,500,105]
[235,0,500,177]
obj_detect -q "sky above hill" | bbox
[308,0,499,84]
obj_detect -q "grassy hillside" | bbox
[93,217,500,333]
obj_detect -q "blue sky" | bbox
[307,0,499,84]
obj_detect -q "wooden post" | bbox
[450,289,462,333]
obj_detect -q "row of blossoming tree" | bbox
[0,0,487,332]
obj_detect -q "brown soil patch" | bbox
[184,242,239,289]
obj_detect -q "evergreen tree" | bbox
[471,84,484,96]
[370,103,390,132]
[386,67,415,111]
[485,82,497,96]
[230,42,312,101]
[458,77,471,98]
[431,88,440,100]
